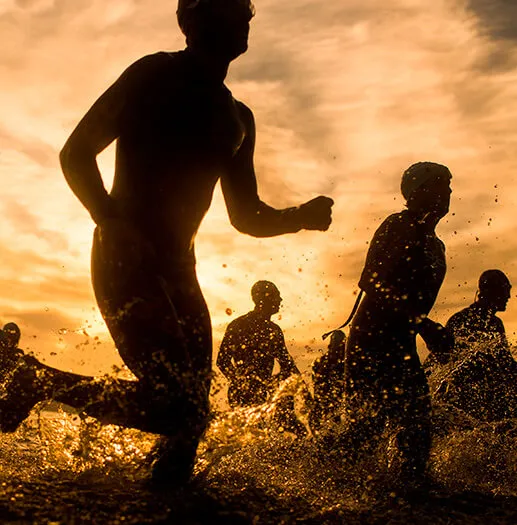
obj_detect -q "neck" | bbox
[474,298,496,314]
[184,46,231,84]
[408,208,440,230]
[253,307,272,321]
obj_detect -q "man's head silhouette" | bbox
[251,281,282,316]
[477,269,512,312]
[401,162,452,219]
[1,323,20,349]
[177,0,255,59]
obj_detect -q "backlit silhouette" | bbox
[217,281,307,436]
[342,161,452,486]
[0,0,333,484]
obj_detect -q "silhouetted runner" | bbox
[217,281,307,436]
[429,270,517,421]
[0,0,333,484]
[309,330,346,432]
[341,161,452,486]
[0,323,23,379]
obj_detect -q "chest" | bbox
[129,81,246,158]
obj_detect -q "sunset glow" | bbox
[1,0,517,376]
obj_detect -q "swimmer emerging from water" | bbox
[341,162,452,486]
[0,0,333,484]
[217,281,308,436]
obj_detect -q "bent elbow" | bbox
[59,137,94,181]
[230,212,266,237]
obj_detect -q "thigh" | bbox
[91,227,211,387]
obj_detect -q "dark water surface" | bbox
[1,380,517,524]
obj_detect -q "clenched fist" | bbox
[298,196,334,231]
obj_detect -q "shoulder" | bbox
[267,320,284,336]
[493,315,506,333]
[376,211,413,235]
[447,306,471,325]
[122,52,173,77]
[233,100,255,127]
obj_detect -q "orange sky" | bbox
[1,0,517,377]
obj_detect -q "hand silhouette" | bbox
[299,196,334,231]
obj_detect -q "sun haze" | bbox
[1,0,516,374]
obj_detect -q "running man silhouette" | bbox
[430,270,517,421]
[342,161,452,486]
[0,0,333,483]
[309,330,346,432]
[217,281,307,435]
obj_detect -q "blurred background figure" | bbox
[0,323,23,379]
[217,281,307,436]
[429,270,517,422]
[309,330,346,433]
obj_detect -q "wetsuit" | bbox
[344,209,446,479]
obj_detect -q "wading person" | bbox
[0,323,23,379]
[309,330,346,432]
[0,0,333,483]
[217,281,307,436]
[342,162,452,486]
[430,270,517,421]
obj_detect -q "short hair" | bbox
[251,280,279,305]
[478,269,511,294]
[400,162,451,201]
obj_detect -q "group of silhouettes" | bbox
[0,0,514,489]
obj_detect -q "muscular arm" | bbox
[59,56,156,224]
[221,103,332,237]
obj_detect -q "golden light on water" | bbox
[1,0,517,375]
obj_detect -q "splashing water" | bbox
[1,370,517,522]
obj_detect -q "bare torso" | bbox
[111,50,247,257]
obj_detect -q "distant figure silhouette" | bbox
[448,269,511,348]
[217,281,307,435]
[0,0,333,484]
[309,330,346,432]
[0,323,23,378]
[429,270,517,421]
[342,161,452,485]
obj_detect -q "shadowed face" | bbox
[252,281,282,315]
[180,0,255,60]
[1,323,20,348]
[483,283,512,312]
[408,173,452,219]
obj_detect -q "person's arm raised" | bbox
[221,102,333,237]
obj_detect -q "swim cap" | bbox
[401,162,452,201]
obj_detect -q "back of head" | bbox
[479,269,511,295]
[401,161,452,201]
